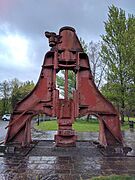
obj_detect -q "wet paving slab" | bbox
[29,141,101,157]
[31,129,99,142]
[0,152,135,179]
[0,120,8,142]
[0,130,135,179]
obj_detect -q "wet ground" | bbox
[0,128,135,179]
[0,120,8,142]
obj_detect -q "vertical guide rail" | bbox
[52,51,58,117]
[64,69,68,99]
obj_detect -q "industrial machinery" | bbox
[5,27,123,147]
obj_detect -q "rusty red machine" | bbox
[5,26,123,147]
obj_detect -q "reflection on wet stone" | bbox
[0,131,135,179]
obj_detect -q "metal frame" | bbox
[5,27,123,147]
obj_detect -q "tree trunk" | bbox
[121,99,125,124]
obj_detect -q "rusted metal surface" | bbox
[5,26,123,147]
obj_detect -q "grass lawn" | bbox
[91,175,135,180]
[124,116,135,121]
[35,119,129,132]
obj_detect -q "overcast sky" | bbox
[0,0,134,83]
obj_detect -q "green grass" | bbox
[91,175,135,180]
[124,116,135,121]
[73,119,99,132]
[35,119,129,132]
[121,122,130,131]
[35,120,58,131]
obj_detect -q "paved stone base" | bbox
[1,129,135,179]
[0,141,37,157]
[29,140,101,157]
[0,140,135,180]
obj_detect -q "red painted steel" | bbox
[5,26,123,147]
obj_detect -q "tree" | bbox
[11,79,35,109]
[87,41,105,88]
[0,80,11,114]
[0,79,35,115]
[100,5,135,122]
[80,37,88,53]
[80,38,105,88]
[57,70,76,98]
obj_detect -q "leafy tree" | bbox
[11,79,35,109]
[10,78,22,110]
[87,41,105,88]
[57,70,76,98]
[0,79,35,114]
[100,5,135,122]
[125,84,135,117]
[0,80,11,114]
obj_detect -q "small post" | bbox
[37,114,40,126]
[129,120,134,128]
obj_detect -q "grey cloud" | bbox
[0,0,134,38]
[0,0,134,82]
[0,65,40,82]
